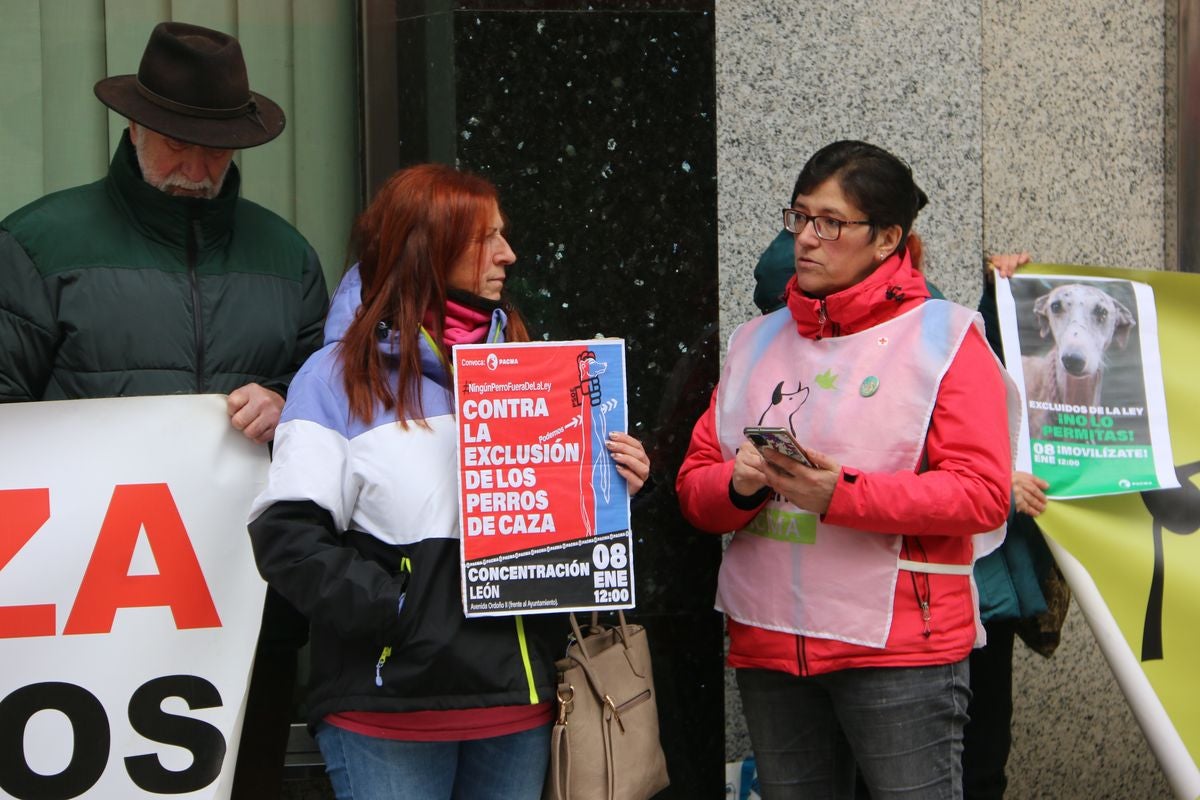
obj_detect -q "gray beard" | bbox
[134,142,229,200]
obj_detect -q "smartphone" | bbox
[743,426,816,469]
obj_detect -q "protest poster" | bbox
[454,339,635,617]
[995,271,1178,498]
[1004,264,1199,800]
[0,395,267,800]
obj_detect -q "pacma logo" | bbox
[486,354,518,370]
[462,354,518,370]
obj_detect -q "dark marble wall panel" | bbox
[396,0,711,14]
[369,4,725,797]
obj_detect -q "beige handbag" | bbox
[544,611,670,800]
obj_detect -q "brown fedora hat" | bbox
[94,22,285,150]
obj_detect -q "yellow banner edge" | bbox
[1044,537,1200,799]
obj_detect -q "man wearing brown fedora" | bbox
[0,21,328,799]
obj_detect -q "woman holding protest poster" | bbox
[676,140,1020,799]
[247,163,650,800]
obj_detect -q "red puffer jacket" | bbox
[676,253,1012,676]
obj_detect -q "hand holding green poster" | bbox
[995,269,1179,498]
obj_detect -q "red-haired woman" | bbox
[248,163,650,799]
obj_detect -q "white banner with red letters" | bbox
[0,395,267,800]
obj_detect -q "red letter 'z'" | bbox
[0,488,55,638]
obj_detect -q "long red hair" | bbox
[340,163,529,425]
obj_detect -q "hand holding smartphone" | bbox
[743,426,816,469]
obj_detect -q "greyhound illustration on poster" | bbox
[996,271,1178,498]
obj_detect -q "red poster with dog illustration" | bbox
[453,340,635,617]
[996,270,1179,498]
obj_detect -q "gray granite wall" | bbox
[715,0,985,324]
[716,1,1174,797]
[981,0,1167,269]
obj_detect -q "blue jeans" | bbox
[737,660,970,800]
[314,722,551,800]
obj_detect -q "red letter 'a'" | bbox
[0,488,55,638]
[64,483,221,634]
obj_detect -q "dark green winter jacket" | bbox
[0,131,328,402]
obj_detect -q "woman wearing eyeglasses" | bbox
[677,140,1019,799]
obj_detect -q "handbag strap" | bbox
[568,613,589,659]
[568,610,632,663]
[548,715,571,799]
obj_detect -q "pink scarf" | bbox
[422,298,492,351]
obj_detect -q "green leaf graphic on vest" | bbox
[814,369,838,390]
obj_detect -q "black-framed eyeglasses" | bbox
[781,208,872,241]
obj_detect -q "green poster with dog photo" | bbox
[1027,265,1200,797]
[996,268,1178,499]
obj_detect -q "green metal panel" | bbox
[169,0,235,31]
[0,1,45,217]
[237,0,298,225]
[39,0,108,194]
[293,0,357,286]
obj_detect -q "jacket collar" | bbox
[324,265,508,387]
[104,129,240,251]
[784,249,931,339]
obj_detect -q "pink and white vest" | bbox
[716,300,1019,647]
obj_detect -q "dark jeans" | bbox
[315,722,552,799]
[738,661,970,800]
[231,587,309,800]
[962,619,1018,800]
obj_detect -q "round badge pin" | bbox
[859,376,879,397]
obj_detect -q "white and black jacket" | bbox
[248,267,562,728]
